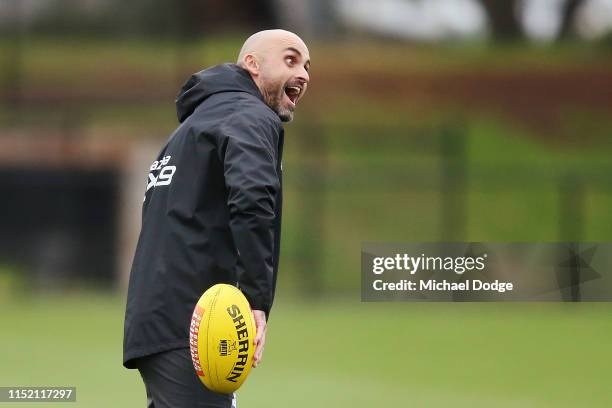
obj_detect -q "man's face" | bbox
[258,42,310,122]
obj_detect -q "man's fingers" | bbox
[252,310,266,344]
[255,329,266,357]
[252,325,266,367]
[253,345,264,367]
[254,323,264,345]
[251,310,267,368]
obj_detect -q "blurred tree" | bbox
[478,0,586,42]
[173,0,278,38]
[479,0,523,41]
[558,0,585,40]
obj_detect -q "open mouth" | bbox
[284,85,302,107]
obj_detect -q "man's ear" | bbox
[242,54,260,77]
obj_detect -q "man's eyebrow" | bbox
[284,47,310,65]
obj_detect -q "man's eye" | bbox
[285,57,294,65]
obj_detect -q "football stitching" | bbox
[205,285,222,390]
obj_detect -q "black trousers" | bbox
[136,348,236,408]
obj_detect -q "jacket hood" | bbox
[175,63,264,123]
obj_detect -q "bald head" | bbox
[236,30,311,123]
[237,29,309,66]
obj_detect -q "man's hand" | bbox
[251,310,267,368]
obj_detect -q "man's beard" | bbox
[261,80,294,123]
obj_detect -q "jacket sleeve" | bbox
[218,112,280,316]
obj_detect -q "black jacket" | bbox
[123,63,284,368]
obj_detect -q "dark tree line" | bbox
[19,0,278,38]
[6,0,591,42]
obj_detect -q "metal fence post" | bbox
[557,176,585,301]
[3,0,24,124]
[296,122,327,298]
[439,122,467,241]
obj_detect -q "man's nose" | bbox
[297,66,309,84]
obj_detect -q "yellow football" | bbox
[189,284,256,394]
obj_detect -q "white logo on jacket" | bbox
[144,155,176,201]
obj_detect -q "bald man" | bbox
[123,30,310,407]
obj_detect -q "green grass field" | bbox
[2,293,612,407]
